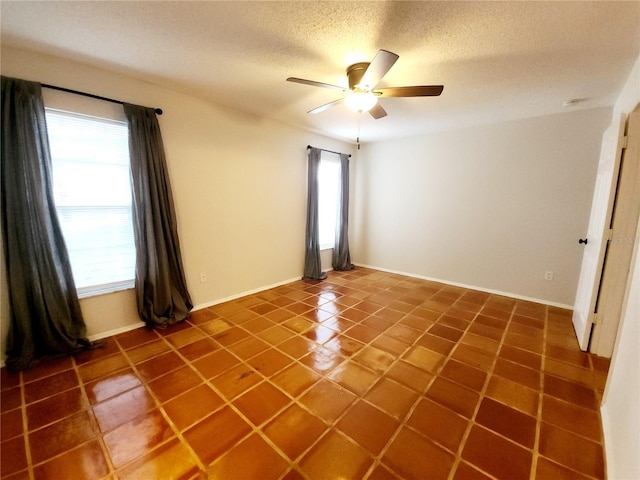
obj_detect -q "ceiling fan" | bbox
[287,49,443,119]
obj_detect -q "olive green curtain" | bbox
[332,153,354,271]
[1,76,89,370]
[124,103,192,328]
[303,147,327,280]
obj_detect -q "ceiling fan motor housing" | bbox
[347,62,370,90]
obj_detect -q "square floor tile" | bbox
[116,438,199,480]
[382,426,454,480]
[84,368,142,405]
[23,369,79,404]
[300,346,344,375]
[147,366,202,403]
[534,457,594,480]
[163,383,225,431]
[125,339,172,364]
[364,378,418,420]
[1,408,23,441]
[165,327,207,349]
[299,430,373,480]
[277,336,317,360]
[33,439,108,480]
[492,358,540,390]
[426,377,479,418]
[28,411,98,464]
[210,364,263,401]
[177,337,219,361]
[406,398,468,452]
[403,346,446,373]
[77,353,130,383]
[484,375,539,417]
[247,348,294,377]
[26,387,88,430]
[135,351,185,382]
[474,397,537,448]
[499,344,542,370]
[271,363,321,398]
[103,409,173,468]
[450,344,495,370]
[385,360,434,393]
[263,404,327,460]
[233,381,291,426]
[353,346,396,373]
[206,433,289,479]
[191,349,240,379]
[416,333,457,356]
[538,422,605,478]
[92,385,156,433]
[183,405,252,465]
[336,400,399,455]
[462,425,532,480]
[439,359,487,392]
[328,360,379,396]
[300,380,357,422]
[543,374,599,410]
[0,435,27,477]
[541,394,601,441]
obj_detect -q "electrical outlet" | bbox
[200,271,207,283]
[544,271,554,281]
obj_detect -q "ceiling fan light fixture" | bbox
[344,90,378,113]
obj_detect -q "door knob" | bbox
[579,238,588,245]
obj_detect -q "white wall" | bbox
[352,109,611,306]
[601,54,640,480]
[0,46,355,359]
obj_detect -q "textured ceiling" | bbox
[2,1,639,143]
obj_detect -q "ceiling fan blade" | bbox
[308,98,344,114]
[369,103,387,119]
[287,77,347,92]
[375,85,444,97]
[360,50,399,89]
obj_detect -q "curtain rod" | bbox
[42,83,163,115]
[307,145,351,158]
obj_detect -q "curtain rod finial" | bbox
[155,108,163,115]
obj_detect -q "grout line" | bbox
[530,304,549,480]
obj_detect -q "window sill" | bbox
[319,244,335,251]
[77,280,135,299]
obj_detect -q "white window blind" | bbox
[45,108,136,297]
[318,152,340,249]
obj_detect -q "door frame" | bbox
[589,107,640,356]
[572,114,626,351]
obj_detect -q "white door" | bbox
[572,114,626,351]
[589,109,640,357]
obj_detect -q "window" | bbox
[45,108,135,297]
[317,152,341,249]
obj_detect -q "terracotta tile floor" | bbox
[0,268,610,480]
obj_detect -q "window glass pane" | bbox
[318,153,340,248]
[45,109,135,295]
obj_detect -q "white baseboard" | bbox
[191,276,305,311]
[355,263,573,310]
[87,322,144,342]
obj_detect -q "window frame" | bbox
[43,95,136,299]
[317,151,341,250]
